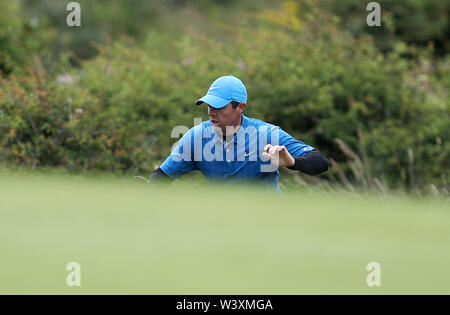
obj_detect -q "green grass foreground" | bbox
[0,174,449,294]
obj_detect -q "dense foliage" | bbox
[323,0,450,56]
[0,1,448,192]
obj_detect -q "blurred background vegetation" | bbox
[0,0,448,195]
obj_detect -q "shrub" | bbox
[0,1,448,191]
[321,0,450,56]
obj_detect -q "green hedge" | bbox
[0,1,448,190]
[0,0,57,75]
[322,0,450,56]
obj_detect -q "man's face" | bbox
[208,102,245,133]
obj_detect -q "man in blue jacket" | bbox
[149,75,329,191]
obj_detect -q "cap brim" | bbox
[195,94,230,109]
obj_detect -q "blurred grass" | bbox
[0,173,449,294]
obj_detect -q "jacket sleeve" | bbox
[148,167,173,182]
[287,149,329,175]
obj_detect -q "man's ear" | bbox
[238,102,246,113]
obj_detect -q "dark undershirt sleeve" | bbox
[287,149,330,175]
[148,167,174,182]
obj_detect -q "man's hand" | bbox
[262,144,295,168]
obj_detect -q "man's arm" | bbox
[148,167,173,182]
[149,127,199,182]
[263,145,329,175]
[287,149,329,175]
[263,126,329,176]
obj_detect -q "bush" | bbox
[0,0,57,76]
[15,0,278,63]
[0,62,116,171]
[0,1,448,191]
[321,0,450,56]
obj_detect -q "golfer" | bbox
[149,75,329,191]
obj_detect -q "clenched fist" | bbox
[262,144,295,168]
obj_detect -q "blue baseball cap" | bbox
[195,75,248,109]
